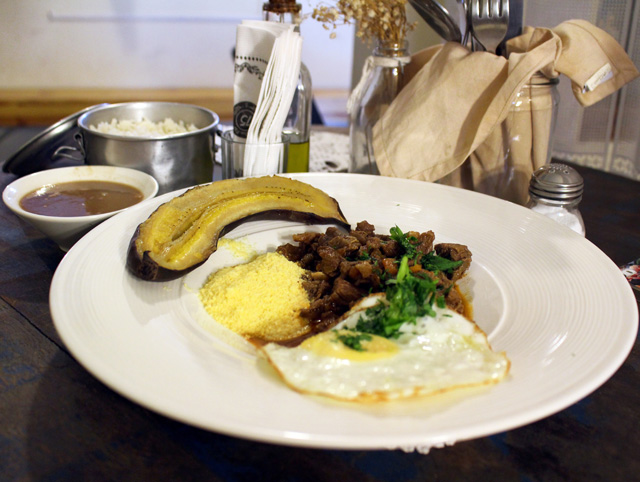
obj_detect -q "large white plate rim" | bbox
[50,173,638,450]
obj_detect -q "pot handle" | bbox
[212,128,225,154]
[52,132,86,162]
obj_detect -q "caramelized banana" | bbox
[127,176,349,281]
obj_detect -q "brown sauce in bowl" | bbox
[20,180,144,217]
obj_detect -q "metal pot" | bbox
[55,102,219,194]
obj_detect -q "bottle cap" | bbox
[529,163,584,202]
[263,0,301,14]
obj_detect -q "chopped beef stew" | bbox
[276,221,472,334]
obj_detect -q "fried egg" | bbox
[260,295,510,402]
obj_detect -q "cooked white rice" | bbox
[89,117,198,138]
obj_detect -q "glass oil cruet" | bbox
[263,0,312,173]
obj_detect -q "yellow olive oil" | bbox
[285,141,310,173]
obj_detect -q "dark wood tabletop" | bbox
[1,159,638,482]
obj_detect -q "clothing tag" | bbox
[582,63,613,93]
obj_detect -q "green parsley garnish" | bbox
[355,256,445,339]
[358,251,371,261]
[334,332,373,351]
[389,226,418,260]
[421,251,463,275]
[346,251,371,262]
[389,225,463,275]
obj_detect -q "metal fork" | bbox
[469,0,509,54]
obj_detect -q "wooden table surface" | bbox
[1,160,638,481]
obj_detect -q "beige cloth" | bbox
[440,72,558,204]
[372,20,639,203]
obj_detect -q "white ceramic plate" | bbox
[50,174,638,451]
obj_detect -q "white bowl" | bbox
[3,165,159,251]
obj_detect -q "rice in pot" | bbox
[89,117,198,138]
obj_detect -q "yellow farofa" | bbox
[217,237,257,261]
[199,252,311,341]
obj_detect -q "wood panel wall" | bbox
[0,88,349,127]
[0,89,235,126]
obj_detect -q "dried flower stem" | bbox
[312,0,413,46]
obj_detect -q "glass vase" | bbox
[348,41,410,175]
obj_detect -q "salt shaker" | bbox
[526,163,586,236]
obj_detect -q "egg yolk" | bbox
[300,329,398,362]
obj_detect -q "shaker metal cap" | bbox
[529,163,584,201]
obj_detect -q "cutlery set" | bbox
[469,0,510,53]
[410,0,523,55]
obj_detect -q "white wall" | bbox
[0,0,355,90]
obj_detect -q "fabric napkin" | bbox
[372,20,638,204]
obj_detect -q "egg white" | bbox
[260,295,510,403]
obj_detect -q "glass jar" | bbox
[526,163,585,236]
[348,41,410,175]
[509,72,560,164]
[496,72,560,204]
[443,72,561,204]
